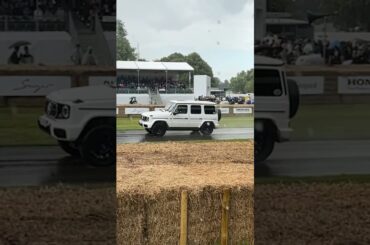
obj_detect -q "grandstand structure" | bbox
[0,0,115,65]
[117,61,212,105]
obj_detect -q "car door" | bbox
[171,104,189,128]
[189,104,203,128]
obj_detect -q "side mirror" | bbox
[173,111,178,115]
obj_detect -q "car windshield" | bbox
[164,102,176,112]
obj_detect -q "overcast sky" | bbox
[117,0,254,81]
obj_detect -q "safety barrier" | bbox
[287,65,370,104]
[116,104,254,117]
[0,65,115,107]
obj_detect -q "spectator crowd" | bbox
[117,75,190,94]
[256,33,370,65]
[74,0,115,29]
[0,0,64,20]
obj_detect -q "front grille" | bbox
[142,116,149,121]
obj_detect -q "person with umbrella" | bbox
[20,46,34,64]
[8,41,31,65]
[8,46,20,65]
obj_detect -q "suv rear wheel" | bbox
[79,124,115,167]
[200,122,214,136]
[255,122,275,163]
[151,122,167,136]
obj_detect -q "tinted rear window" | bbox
[255,69,283,96]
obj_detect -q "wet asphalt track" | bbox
[0,128,251,187]
[256,140,370,177]
[116,128,254,144]
[3,137,370,187]
[0,146,114,187]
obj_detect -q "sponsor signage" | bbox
[125,108,149,115]
[0,76,70,96]
[233,108,253,114]
[338,76,370,94]
[219,108,230,114]
[288,76,324,95]
[89,76,116,88]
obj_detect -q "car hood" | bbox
[47,85,115,103]
[142,109,171,118]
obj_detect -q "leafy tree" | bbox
[117,20,136,61]
[229,69,254,94]
[211,77,221,88]
[160,52,219,86]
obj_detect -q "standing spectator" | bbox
[71,44,82,65]
[19,46,34,64]
[82,46,98,65]
[8,47,20,64]
[33,5,43,20]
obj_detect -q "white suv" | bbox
[38,85,116,167]
[254,56,300,163]
[139,100,221,136]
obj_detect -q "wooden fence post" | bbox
[221,189,230,245]
[180,190,188,245]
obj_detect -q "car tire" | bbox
[255,123,275,163]
[58,141,80,157]
[200,122,214,136]
[151,122,167,137]
[79,125,115,167]
[287,79,300,119]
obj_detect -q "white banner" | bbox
[154,107,165,111]
[125,108,149,115]
[219,108,230,114]
[89,76,116,88]
[233,108,253,114]
[288,76,324,95]
[0,76,70,96]
[338,76,370,94]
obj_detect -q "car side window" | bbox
[176,105,188,114]
[191,105,201,114]
[204,106,216,114]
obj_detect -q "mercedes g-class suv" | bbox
[38,85,115,167]
[254,56,300,163]
[139,100,221,136]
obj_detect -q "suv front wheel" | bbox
[151,122,167,136]
[200,122,214,136]
[79,124,115,167]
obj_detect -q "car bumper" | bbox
[38,115,81,141]
[139,119,152,128]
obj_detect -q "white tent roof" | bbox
[116,61,194,71]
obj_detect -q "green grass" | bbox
[291,104,370,140]
[256,174,370,185]
[116,116,254,132]
[0,107,56,146]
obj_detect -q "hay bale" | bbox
[117,141,254,244]
[117,186,253,245]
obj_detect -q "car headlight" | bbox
[55,104,70,119]
[58,104,70,119]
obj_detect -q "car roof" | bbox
[255,55,284,66]
[170,100,216,105]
